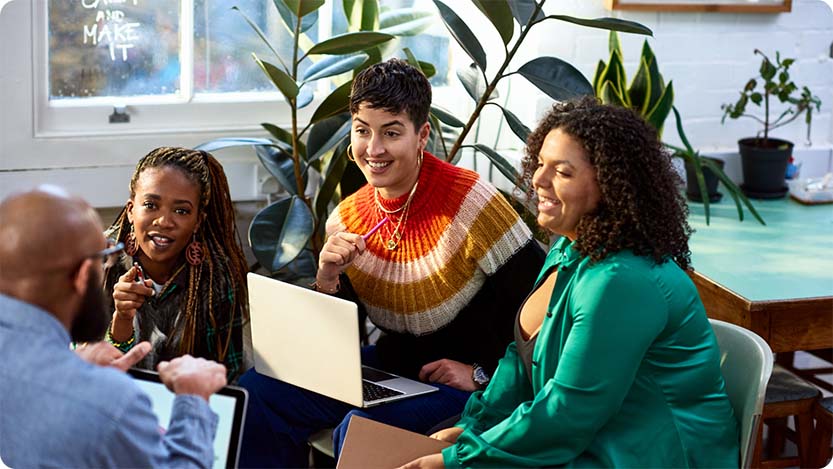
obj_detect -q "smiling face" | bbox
[127,166,202,281]
[532,128,601,240]
[351,103,430,199]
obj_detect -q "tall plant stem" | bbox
[763,85,770,145]
[446,1,545,162]
[291,11,309,208]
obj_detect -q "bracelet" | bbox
[310,280,340,294]
[105,325,136,351]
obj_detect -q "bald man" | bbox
[0,187,228,468]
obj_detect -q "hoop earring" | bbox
[125,224,138,256]
[417,149,424,169]
[185,233,205,266]
[346,144,356,163]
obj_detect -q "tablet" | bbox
[128,368,247,469]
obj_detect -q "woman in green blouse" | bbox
[402,98,739,468]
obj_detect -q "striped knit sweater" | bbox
[326,152,533,337]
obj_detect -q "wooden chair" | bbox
[757,364,820,468]
[810,396,833,468]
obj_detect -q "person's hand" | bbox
[419,359,479,392]
[398,453,445,469]
[157,355,227,402]
[316,231,366,291]
[75,341,151,371]
[430,426,463,444]
[112,265,154,321]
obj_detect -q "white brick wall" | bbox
[525,0,833,176]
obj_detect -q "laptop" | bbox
[247,272,438,408]
[128,368,248,469]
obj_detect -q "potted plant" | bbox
[595,32,763,225]
[721,49,822,198]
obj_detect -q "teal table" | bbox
[688,197,833,353]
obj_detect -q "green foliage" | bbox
[594,32,763,225]
[721,49,822,145]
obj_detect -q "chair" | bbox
[710,319,774,469]
[308,428,336,467]
[810,396,833,468]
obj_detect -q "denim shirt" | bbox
[0,294,218,468]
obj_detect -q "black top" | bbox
[514,306,539,384]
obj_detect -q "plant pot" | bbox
[738,137,792,198]
[685,157,724,203]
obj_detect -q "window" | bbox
[38,0,450,137]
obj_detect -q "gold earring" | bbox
[346,144,356,162]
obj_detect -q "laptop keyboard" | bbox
[362,380,404,401]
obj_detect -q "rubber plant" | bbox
[594,31,763,225]
[196,0,434,281]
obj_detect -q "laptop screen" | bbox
[128,368,247,469]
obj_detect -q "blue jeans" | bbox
[238,346,470,468]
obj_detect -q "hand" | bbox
[398,453,445,469]
[430,426,463,444]
[112,265,155,321]
[418,359,479,392]
[316,231,366,287]
[75,341,151,371]
[157,355,227,402]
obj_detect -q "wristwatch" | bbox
[471,363,491,388]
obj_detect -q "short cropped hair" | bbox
[349,58,432,129]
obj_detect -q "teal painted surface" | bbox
[688,198,833,301]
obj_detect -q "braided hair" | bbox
[106,147,248,362]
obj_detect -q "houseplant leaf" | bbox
[641,41,664,111]
[597,50,628,106]
[402,47,436,78]
[262,123,307,159]
[307,113,351,165]
[194,137,282,153]
[628,57,652,114]
[430,105,465,128]
[302,53,369,82]
[314,140,350,222]
[598,80,627,107]
[310,80,353,124]
[379,9,434,36]
[497,105,531,143]
[282,0,325,18]
[297,83,314,109]
[306,118,352,167]
[472,0,514,45]
[592,59,606,93]
[344,0,379,31]
[470,144,526,192]
[233,7,288,71]
[253,55,299,100]
[306,32,394,56]
[508,0,545,27]
[517,57,594,101]
[432,0,487,72]
[255,145,303,196]
[645,81,674,135]
[249,196,314,273]
[457,63,489,102]
[272,0,318,33]
[545,16,653,36]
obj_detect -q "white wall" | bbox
[2,0,832,206]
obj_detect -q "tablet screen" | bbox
[128,369,247,469]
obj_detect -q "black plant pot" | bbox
[685,157,724,203]
[738,137,792,199]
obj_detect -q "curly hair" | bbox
[349,58,431,129]
[521,97,692,269]
[105,147,249,363]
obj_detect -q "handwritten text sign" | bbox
[81,0,141,61]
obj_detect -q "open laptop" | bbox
[128,368,248,469]
[247,272,437,408]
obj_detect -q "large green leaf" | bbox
[306,118,352,167]
[608,30,622,58]
[432,0,487,72]
[645,81,674,135]
[456,63,489,102]
[641,40,663,111]
[249,196,314,273]
[307,113,351,165]
[314,140,350,222]
[310,80,353,124]
[592,59,606,94]
[297,83,314,109]
[430,105,465,128]
[307,32,393,56]
[598,80,627,107]
[261,123,307,159]
[302,53,369,83]
[379,9,434,36]
[545,16,652,36]
[282,0,325,18]
[470,144,526,192]
[472,0,514,45]
[272,0,318,33]
[402,47,436,78]
[498,105,531,143]
[508,0,545,28]
[254,55,299,100]
[597,50,628,105]
[254,145,303,196]
[233,7,287,71]
[628,58,652,114]
[344,0,379,31]
[671,106,694,154]
[517,57,594,101]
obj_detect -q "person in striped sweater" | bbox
[237,59,545,468]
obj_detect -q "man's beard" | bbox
[70,269,110,343]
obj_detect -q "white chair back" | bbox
[710,319,773,469]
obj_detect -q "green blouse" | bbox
[443,238,739,468]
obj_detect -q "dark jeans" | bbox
[237,346,470,468]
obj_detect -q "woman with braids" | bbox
[402,98,739,469]
[103,147,250,381]
[237,58,545,467]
